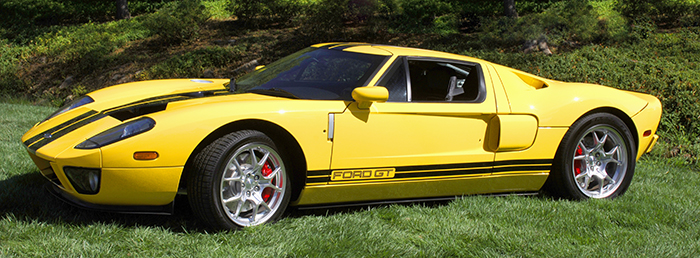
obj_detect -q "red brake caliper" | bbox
[574,146,583,175]
[261,161,274,202]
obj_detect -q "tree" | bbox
[503,0,518,18]
[116,0,131,20]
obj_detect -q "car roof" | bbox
[311,42,486,64]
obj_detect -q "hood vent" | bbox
[109,102,168,121]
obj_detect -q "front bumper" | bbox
[45,183,174,215]
[27,150,183,211]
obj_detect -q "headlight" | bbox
[75,117,156,149]
[43,96,94,122]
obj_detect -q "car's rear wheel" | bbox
[548,113,636,199]
[187,130,290,229]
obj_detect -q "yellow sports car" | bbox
[22,42,662,229]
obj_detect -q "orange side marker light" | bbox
[134,151,159,160]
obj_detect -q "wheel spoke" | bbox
[264,167,281,180]
[223,175,242,182]
[262,184,282,192]
[223,195,241,204]
[260,199,271,212]
[230,158,242,173]
[249,148,258,165]
[577,142,590,154]
[257,151,271,169]
[233,200,244,217]
[581,174,591,190]
[575,171,589,181]
[250,203,259,222]
[594,131,608,151]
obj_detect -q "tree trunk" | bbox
[503,0,518,18]
[116,0,131,20]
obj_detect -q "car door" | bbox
[323,57,499,201]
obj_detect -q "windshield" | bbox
[235,47,387,100]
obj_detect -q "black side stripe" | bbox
[307,159,553,184]
[494,159,553,166]
[493,165,552,173]
[24,89,230,152]
[394,168,492,179]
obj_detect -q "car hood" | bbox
[86,79,231,111]
[21,79,286,152]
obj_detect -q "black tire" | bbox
[546,113,636,200]
[187,130,291,229]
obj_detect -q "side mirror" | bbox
[352,86,389,109]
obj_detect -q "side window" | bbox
[408,59,483,102]
[377,59,408,102]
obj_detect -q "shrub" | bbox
[617,0,700,26]
[143,0,210,44]
[380,0,459,34]
[478,0,609,50]
[33,18,151,72]
[139,46,245,79]
[298,0,383,41]
[228,0,303,25]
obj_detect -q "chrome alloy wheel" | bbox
[571,125,628,198]
[220,143,286,227]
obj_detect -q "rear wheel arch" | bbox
[577,107,639,149]
[182,119,307,203]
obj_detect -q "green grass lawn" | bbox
[1,102,699,257]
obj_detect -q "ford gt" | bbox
[22,42,662,229]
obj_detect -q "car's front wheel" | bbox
[548,113,636,199]
[187,130,290,229]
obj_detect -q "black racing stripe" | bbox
[492,165,552,173]
[28,113,106,152]
[24,110,98,147]
[306,177,329,184]
[24,89,230,152]
[394,168,492,179]
[494,159,553,166]
[307,170,331,177]
[317,43,344,49]
[331,43,371,50]
[396,162,492,172]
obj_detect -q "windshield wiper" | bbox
[247,88,300,99]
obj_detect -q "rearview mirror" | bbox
[352,86,389,109]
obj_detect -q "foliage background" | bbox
[0,0,699,255]
[2,0,697,163]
